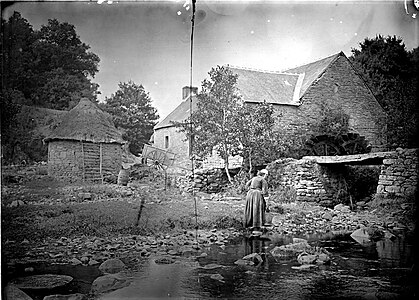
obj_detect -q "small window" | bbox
[165,136,169,149]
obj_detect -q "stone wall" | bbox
[267,158,347,207]
[267,148,417,207]
[48,140,122,183]
[154,126,191,175]
[177,168,229,193]
[247,54,387,152]
[376,148,418,197]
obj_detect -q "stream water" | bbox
[4,232,416,300]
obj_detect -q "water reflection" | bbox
[97,232,414,299]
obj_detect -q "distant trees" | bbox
[350,35,418,148]
[1,12,100,163]
[100,81,159,155]
[1,12,100,109]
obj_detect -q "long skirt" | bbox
[244,189,266,229]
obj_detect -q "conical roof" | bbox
[44,98,124,144]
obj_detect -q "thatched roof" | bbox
[44,98,124,144]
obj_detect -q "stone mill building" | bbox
[44,98,125,183]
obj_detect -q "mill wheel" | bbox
[305,133,371,156]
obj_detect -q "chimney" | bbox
[182,86,198,100]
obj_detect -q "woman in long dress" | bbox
[244,169,269,234]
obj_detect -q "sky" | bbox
[3,0,419,121]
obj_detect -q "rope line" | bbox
[189,0,199,243]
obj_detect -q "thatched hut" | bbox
[44,98,125,183]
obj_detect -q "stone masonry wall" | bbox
[376,148,418,197]
[177,168,229,193]
[48,140,122,183]
[154,126,191,175]
[267,148,417,207]
[267,158,347,207]
[259,55,387,152]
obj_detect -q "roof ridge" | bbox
[228,64,299,75]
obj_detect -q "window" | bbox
[165,136,169,149]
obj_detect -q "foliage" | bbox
[174,66,243,181]
[100,81,159,155]
[1,12,101,163]
[311,103,350,138]
[350,35,418,148]
[1,12,100,109]
[236,102,282,172]
[174,66,298,179]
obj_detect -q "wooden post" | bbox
[81,141,85,182]
[100,143,104,184]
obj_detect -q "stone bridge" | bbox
[267,148,418,206]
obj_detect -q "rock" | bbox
[334,204,350,213]
[297,252,317,265]
[90,274,128,294]
[316,253,330,264]
[234,259,255,266]
[154,257,175,264]
[210,274,225,283]
[322,212,333,220]
[70,258,82,265]
[88,259,100,266]
[200,263,224,270]
[9,200,25,207]
[271,215,282,226]
[43,293,86,300]
[98,258,126,274]
[242,253,264,266]
[11,274,73,290]
[292,238,308,244]
[270,246,297,259]
[291,264,316,270]
[4,284,33,300]
[279,241,311,252]
[350,228,372,245]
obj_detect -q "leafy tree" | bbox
[236,102,279,174]
[1,12,100,109]
[350,35,418,148]
[101,81,159,155]
[1,12,101,163]
[174,66,242,182]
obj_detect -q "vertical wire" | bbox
[189,0,199,242]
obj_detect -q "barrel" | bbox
[117,168,130,186]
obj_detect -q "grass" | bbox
[1,169,245,242]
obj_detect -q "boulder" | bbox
[43,293,86,300]
[242,253,264,266]
[90,274,129,294]
[11,274,73,290]
[297,252,317,265]
[4,285,33,300]
[98,258,126,274]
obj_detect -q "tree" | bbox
[350,35,418,148]
[236,102,279,174]
[174,66,242,182]
[101,81,159,155]
[0,13,100,109]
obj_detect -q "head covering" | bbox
[260,169,268,174]
[258,169,268,176]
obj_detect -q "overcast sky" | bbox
[3,0,419,120]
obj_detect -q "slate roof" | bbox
[284,52,341,99]
[230,68,303,105]
[155,52,343,129]
[154,95,197,129]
